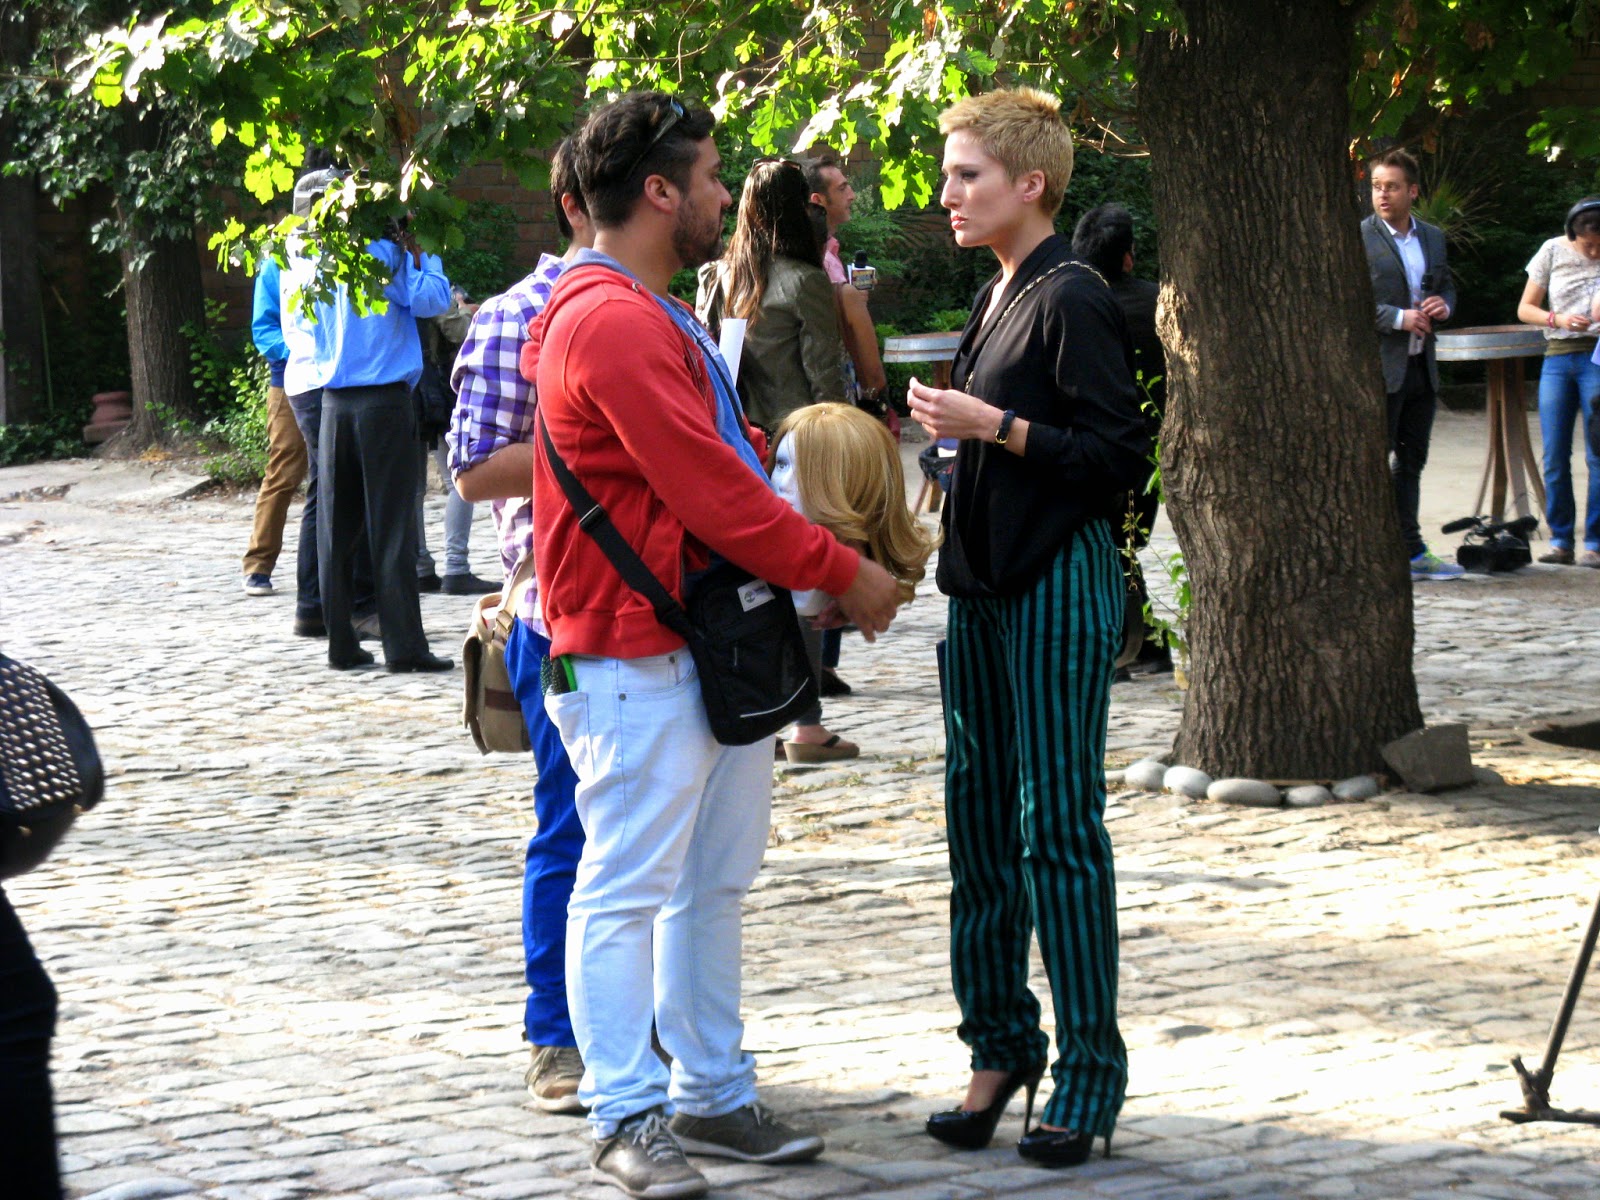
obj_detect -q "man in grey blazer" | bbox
[1362,147,1463,581]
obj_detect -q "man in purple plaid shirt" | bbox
[447,137,595,1114]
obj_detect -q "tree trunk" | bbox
[0,14,44,425]
[1137,0,1422,779]
[115,104,205,450]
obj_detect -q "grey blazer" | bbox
[1362,212,1456,393]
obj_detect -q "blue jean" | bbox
[1537,351,1600,552]
[504,620,584,1048]
[545,652,770,1137]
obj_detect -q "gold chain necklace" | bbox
[963,259,1109,389]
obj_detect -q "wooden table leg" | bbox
[1509,358,1547,520]
[1476,362,1508,520]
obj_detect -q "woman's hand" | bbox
[907,377,1004,442]
[1560,312,1592,333]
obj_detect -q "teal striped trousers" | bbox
[942,520,1127,1135]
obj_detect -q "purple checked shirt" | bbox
[446,253,567,632]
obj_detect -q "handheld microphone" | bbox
[847,251,877,291]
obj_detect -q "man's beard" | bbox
[672,203,722,269]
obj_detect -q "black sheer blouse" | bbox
[937,234,1153,599]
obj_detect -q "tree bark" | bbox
[0,13,44,425]
[1137,0,1422,778]
[115,104,205,450]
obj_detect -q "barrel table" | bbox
[884,331,963,513]
[1434,324,1548,523]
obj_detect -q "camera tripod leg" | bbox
[1501,888,1600,1126]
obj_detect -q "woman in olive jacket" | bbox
[697,159,857,762]
[696,159,847,434]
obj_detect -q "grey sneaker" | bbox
[592,1108,708,1199]
[670,1102,824,1164]
[526,1044,586,1114]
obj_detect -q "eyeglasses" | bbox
[623,98,686,179]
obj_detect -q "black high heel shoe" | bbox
[1016,1125,1112,1167]
[924,1062,1047,1150]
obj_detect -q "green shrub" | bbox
[0,410,87,467]
[181,298,272,483]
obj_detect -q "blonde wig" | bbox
[770,404,939,604]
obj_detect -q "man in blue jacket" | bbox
[282,168,455,671]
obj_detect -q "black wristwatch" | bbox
[994,409,1017,445]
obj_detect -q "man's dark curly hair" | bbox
[573,93,716,228]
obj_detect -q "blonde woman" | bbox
[907,89,1151,1167]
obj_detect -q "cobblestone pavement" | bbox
[2,417,1599,1200]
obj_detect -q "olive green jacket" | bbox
[696,256,847,432]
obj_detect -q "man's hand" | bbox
[907,376,1003,442]
[1400,309,1433,335]
[832,556,900,643]
[1419,295,1450,321]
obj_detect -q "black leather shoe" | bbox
[440,572,497,596]
[293,615,327,638]
[1017,1126,1110,1167]
[387,653,454,673]
[417,573,442,593]
[819,667,852,697]
[329,648,375,670]
[925,1062,1046,1150]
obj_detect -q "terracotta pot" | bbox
[84,390,134,445]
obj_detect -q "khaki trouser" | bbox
[241,385,309,576]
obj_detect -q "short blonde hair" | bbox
[938,88,1074,215]
[769,404,938,604]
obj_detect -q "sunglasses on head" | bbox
[623,98,687,179]
[753,156,802,171]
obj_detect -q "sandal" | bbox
[783,734,860,764]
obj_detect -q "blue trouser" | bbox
[1536,350,1600,552]
[943,522,1127,1136]
[504,619,584,1047]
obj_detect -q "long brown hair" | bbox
[722,160,823,322]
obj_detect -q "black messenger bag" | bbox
[538,416,817,746]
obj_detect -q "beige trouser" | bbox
[241,385,309,576]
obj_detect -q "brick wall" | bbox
[1530,33,1600,110]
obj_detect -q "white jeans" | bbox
[545,650,772,1137]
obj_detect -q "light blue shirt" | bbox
[281,239,452,394]
[1383,217,1427,329]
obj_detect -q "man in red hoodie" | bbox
[524,94,902,1200]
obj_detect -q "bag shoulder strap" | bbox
[536,413,695,643]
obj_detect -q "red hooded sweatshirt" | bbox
[523,263,860,660]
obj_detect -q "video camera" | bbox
[1440,514,1539,573]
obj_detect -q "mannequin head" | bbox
[768,403,938,603]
